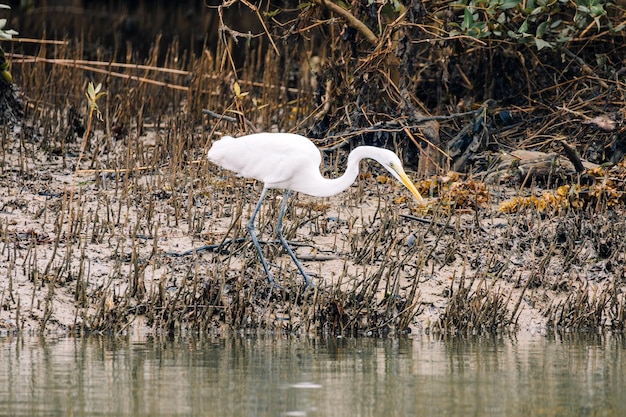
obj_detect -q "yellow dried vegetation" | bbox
[414,172,490,212]
[499,158,626,214]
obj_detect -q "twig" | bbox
[76,164,168,175]
[202,109,238,123]
[311,79,334,123]
[559,139,585,173]
[165,238,247,257]
[400,213,486,232]
[319,109,481,151]
[12,53,305,96]
[10,54,189,91]
[7,38,68,45]
[64,63,189,91]
[400,213,457,230]
[216,0,280,56]
[203,109,258,132]
[9,54,191,75]
[296,254,339,261]
[562,48,609,89]
[166,238,334,258]
[311,0,378,45]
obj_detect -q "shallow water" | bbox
[0,332,624,417]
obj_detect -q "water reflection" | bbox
[0,333,624,417]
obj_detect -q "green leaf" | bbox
[85,82,105,121]
[518,18,529,34]
[462,8,474,31]
[381,4,397,18]
[531,6,544,15]
[336,0,350,10]
[499,0,520,9]
[0,70,12,83]
[536,21,548,37]
[264,9,280,17]
[589,5,605,16]
[535,38,553,50]
[611,23,625,32]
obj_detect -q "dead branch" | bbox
[311,0,378,45]
[202,109,258,133]
[559,139,585,173]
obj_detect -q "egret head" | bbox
[353,146,424,204]
[386,160,424,204]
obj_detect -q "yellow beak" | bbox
[395,166,424,204]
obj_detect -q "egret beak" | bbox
[393,165,424,204]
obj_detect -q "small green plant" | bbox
[66,82,105,245]
[574,0,607,29]
[85,82,105,123]
[453,0,520,39]
[79,82,105,166]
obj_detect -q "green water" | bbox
[0,333,624,416]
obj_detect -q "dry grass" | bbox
[0,3,625,337]
[0,34,428,334]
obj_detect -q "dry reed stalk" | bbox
[5,0,625,337]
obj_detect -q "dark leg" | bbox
[276,190,312,288]
[247,187,276,284]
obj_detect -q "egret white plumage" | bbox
[207,132,423,287]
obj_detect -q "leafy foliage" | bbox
[449,0,620,50]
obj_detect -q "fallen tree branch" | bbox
[311,0,378,45]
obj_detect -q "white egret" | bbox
[207,132,423,287]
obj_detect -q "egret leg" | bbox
[276,190,312,288]
[247,187,276,284]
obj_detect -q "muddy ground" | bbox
[0,0,625,337]
[1,120,625,336]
